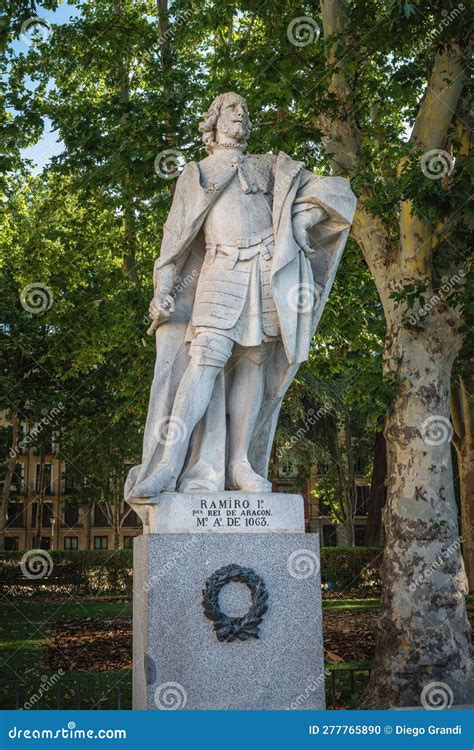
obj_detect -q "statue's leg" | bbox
[227,344,273,492]
[132,332,233,496]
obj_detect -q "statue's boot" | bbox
[131,464,176,497]
[228,459,272,492]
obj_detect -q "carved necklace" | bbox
[213,142,246,150]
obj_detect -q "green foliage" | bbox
[321,546,382,593]
[0,546,382,596]
[0,549,133,596]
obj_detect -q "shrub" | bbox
[0,550,133,598]
[321,546,382,593]
[0,545,383,598]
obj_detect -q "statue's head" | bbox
[199,92,251,153]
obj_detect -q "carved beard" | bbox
[216,120,247,146]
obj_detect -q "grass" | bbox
[322,598,380,611]
[0,598,132,709]
[1,595,471,709]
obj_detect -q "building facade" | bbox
[2,415,372,550]
[1,415,142,551]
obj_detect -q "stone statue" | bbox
[125,92,356,499]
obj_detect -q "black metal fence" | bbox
[0,667,370,710]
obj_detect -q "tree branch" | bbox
[409,43,464,152]
[399,43,464,276]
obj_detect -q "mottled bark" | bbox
[365,316,470,706]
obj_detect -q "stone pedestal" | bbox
[131,493,325,710]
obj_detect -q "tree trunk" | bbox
[157,0,177,197]
[113,498,120,549]
[365,318,471,707]
[364,426,387,546]
[81,503,92,550]
[0,411,19,551]
[325,414,355,543]
[458,446,474,592]
[339,517,354,546]
[34,456,44,547]
[452,376,474,591]
[114,0,140,287]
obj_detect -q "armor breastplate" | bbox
[203,172,273,245]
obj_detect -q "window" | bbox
[94,536,108,550]
[4,536,19,551]
[123,536,134,549]
[278,457,299,479]
[7,501,24,528]
[322,524,338,547]
[35,463,52,494]
[63,500,79,528]
[31,502,53,528]
[93,506,110,527]
[32,537,51,550]
[11,463,24,493]
[355,485,370,515]
[64,536,78,550]
[64,469,75,493]
[354,525,367,547]
[122,509,141,528]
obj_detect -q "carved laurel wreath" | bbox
[202,564,269,642]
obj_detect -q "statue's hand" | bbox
[292,207,328,259]
[149,292,175,322]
